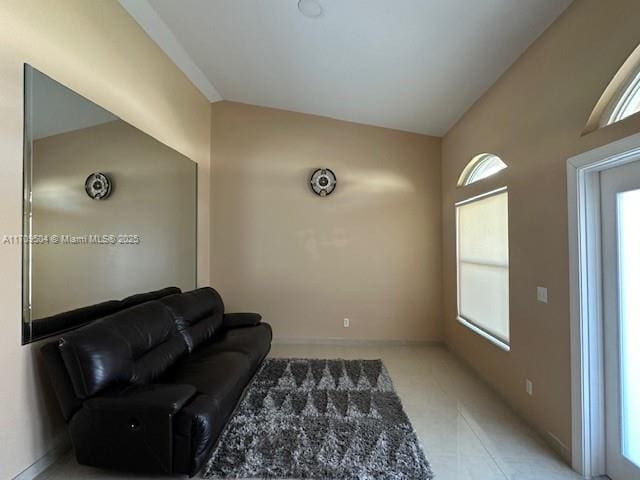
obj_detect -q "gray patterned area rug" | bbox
[203,358,434,479]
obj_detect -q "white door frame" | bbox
[567,131,640,478]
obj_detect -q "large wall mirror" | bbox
[22,65,197,344]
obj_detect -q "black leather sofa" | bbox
[40,287,272,476]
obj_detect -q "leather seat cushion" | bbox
[163,351,251,416]
[167,325,272,475]
[169,350,254,475]
[192,323,272,371]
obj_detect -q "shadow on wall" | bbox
[28,347,69,455]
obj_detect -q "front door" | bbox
[601,159,640,480]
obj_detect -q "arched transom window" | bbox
[605,65,640,125]
[585,45,640,133]
[457,153,507,187]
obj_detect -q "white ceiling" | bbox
[121,0,571,136]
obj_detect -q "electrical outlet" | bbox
[537,286,548,304]
[525,379,533,396]
[343,318,350,328]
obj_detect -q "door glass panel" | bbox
[618,188,640,467]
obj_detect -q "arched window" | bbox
[584,44,640,133]
[604,65,640,125]
[457,153,507,187]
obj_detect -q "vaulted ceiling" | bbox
[121,0,571,136]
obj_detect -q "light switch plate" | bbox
[537,286,548,304]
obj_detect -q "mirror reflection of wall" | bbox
[23,65,197,343]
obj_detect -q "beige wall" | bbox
[4,0,640,476]
[0,1,211,477]
[211,102,442,342]
[32,120,197,319]
[441,0,640,459]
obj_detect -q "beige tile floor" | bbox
[35,344,583,480]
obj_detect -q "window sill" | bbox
[457,316,511,352]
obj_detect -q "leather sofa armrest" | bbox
[71,384,197,474]
[85,383,196,414]
[222,312,262,329]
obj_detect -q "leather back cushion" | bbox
[121,286,181,309]
[59,301,187,398]
[160,288,224,352]
[30,287,180,344]
[30,300,123,342]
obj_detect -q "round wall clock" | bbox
[85,172,112,200]
[310,168,337,197]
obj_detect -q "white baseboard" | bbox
[13,434,71,480]
[272,337,444,347]
[546,430,571,463]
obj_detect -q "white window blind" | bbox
[456,189,509,347]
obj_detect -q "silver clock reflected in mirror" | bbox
[85,172,112,200]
